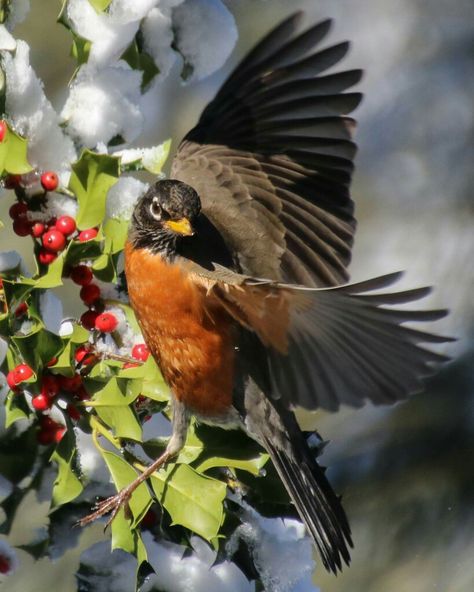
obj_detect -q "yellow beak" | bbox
[164,217,194,236]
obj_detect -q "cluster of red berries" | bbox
[71,265,119,333]
[6,361,87,444]
[9,196,99,266]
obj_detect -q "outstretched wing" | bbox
[193,266,453,411]
[172,13,361,287]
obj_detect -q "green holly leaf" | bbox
[4,391,29,428]
[35,251,66,288]
[0,125,32,175]
[193,425,270,477]
[95,436,152,528]
[103,218,129,254]
[150,463,226,542]
[117,140,172,175]
[121,40,159,90]
[92,378,142,441]
[89,0,113,11]
[12,326,62,372]
[69,150,120,230]
[51,426,83,507]
[70,34,91,65]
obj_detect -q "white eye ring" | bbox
[150,197,162,220]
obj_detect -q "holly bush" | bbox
[0,3,308,590]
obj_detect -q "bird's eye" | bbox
[150,198,162,220]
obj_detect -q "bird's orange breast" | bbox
[124,241,236,417]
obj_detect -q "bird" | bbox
[79,12,452,574]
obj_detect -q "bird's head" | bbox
[129,179,201,256]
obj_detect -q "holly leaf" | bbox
[103,218,129,254]
[4,391,29,427]
[70,34,91,65]
[0,125,32,175]
[35,251,66,288]
[194,424,270,477]
[69,150,120,230]
[92,378,142,441]
[121,40,160,91]
[150,463,226,542]
[51,426,83,507]
[95,436,152,528]
[89,0,113,11]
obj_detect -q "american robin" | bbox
[80,13,451,573]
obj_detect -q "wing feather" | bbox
[172,13,361,286]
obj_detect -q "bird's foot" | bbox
[77,487,133,530]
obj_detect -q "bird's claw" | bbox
[77,488,132,530]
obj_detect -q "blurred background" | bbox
[1,1,473,591]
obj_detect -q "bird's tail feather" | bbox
[262,434,352,574]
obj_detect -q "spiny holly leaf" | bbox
[94,435,152,526]
[91,377,142,441]
[0,125,32,175]
[194,427,270,477]
[34,251,66,288]
[12,325,62,371]
[51,426,83,507]
[69,150,120,230]
[150,463,226,542]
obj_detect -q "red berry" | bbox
[41,374,59,399]
[95,312,118,333]
[56,215,76,236]
[9,201,28,219]
[37,428,56,445]
[46,357,58,367]
[0,120,7,142]
[40,171,59,192]
[38,248,57,265]
[14,301,28,317]
[42,228,66,252]
[54,427,66,443]
[132,343,150,362]
[0,553,11,574]
[58,374,82,392]
[6,370,18,390]
[67,403,81,421]
[13,217,32,236]
[74,345,96,365]
[40,416,57,430]
[80,309,99,330]
[78,228,98,242]
[13,363,34,383]
[32,393,52,412]
[4,174,22,189]
[31,222,46,238]
[70,265,93,286]
[140,509,156,529]
[80,283,101,305]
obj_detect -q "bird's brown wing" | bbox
[186,262,452,411]
[171,13,361,287]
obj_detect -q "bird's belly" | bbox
[124,243,236,417]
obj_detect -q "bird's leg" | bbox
[78,399,190,528]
